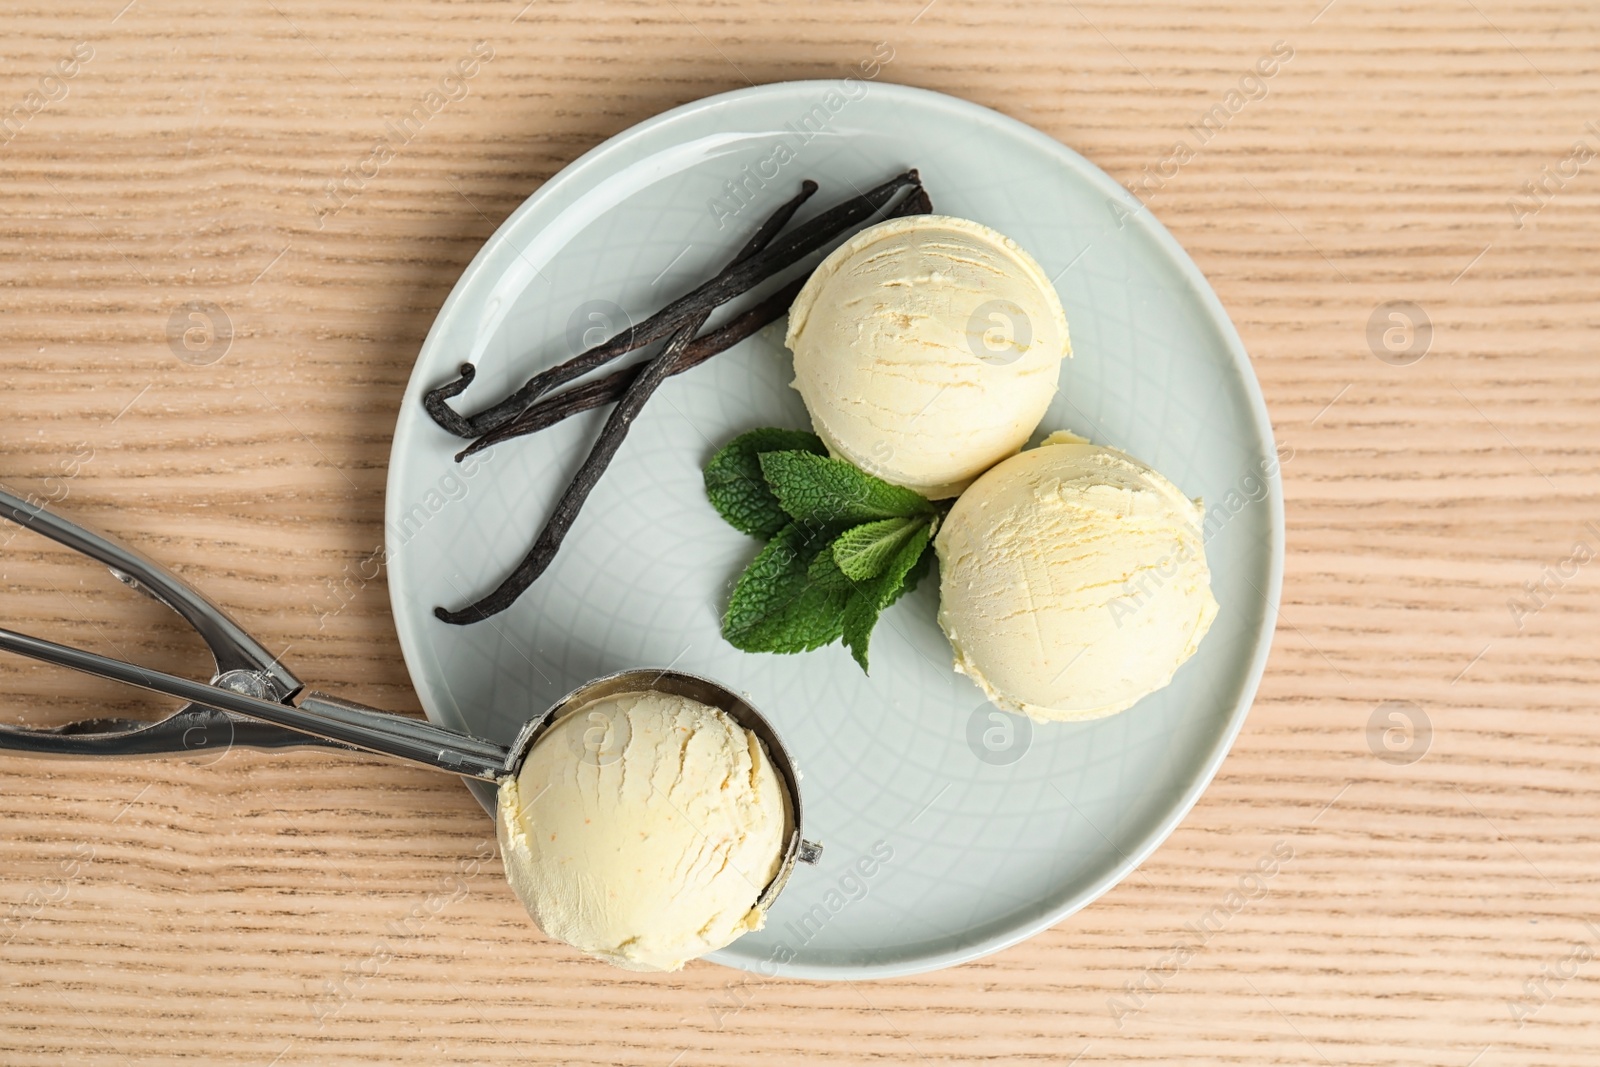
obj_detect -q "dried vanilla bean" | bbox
[433,320,698,625]
[454,183,935,459]
[452,277,806,461]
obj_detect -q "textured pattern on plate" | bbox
[385,83,1281,978]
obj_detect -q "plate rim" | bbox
[383,79,1285,981]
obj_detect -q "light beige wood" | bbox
[3,0,1599,1062]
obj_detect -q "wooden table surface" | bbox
[3,1,1598,1063]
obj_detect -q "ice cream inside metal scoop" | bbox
[495,669,815,972]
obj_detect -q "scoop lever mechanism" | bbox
[0,486,508,780]
[0,626,512,781]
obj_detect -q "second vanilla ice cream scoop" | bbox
[785,215,1070,499]
[935,432,1219,722]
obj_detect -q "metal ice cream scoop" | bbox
[0,489,818,908]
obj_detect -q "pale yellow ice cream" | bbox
[785,214,1070,499]
[934,432,1218,722]
[496,689,790,972]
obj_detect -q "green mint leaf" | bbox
[897,540,932,598]
[721,523,850,653]
[758,450,934,527]
[842,520,934,673]
[704,428,827,539]
[831,516,925,581]
[807,546,856,591]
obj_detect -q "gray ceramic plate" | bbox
[384,81,1283,979]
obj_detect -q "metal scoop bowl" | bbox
[503,667,818,912]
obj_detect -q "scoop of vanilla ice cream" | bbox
[934,432,1218,722]
[496,689,790,972]
[785,215,1070,499]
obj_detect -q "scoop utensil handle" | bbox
[0,626,511,781]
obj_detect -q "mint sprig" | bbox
[705,429,941,673]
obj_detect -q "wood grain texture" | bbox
[3,0,1599,1063]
